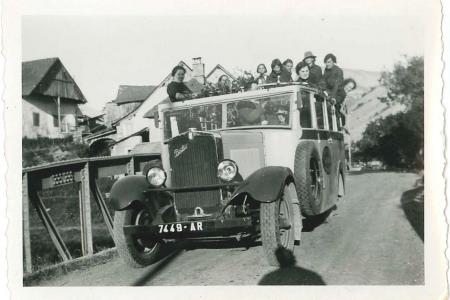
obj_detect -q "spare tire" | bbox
[294,142,323,216]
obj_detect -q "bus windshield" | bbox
[163,93,292,139]
[226,94,292,128]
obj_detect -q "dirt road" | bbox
[38,171,424,286]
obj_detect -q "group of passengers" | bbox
[166,51,357,129]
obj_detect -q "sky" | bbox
[22,12,424,113]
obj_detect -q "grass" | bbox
[26,179,118,272]
[22,136,90,168]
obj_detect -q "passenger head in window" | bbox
[236,101,264,125]
[295,61,311,85]
[267,59,292,83]
[255,63,268,84]
[275,108,288,125]
[216,75,231,94]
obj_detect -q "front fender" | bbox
[110,175,150,211]
[231,166,294,203]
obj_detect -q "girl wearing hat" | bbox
[303,51,322,85]
[275,108,289,125]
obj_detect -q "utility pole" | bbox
[57,96,61,135]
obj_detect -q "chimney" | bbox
[192,57,205,84]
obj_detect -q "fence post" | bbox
[80,162,94,256]
[22,172,32,274]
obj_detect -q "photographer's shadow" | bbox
[258,247,326,285]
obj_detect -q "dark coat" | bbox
[322,65,344,99]
[167,81,192,102]
[266,69,292,84]
[308,64,323,86]
[297,77,312,85]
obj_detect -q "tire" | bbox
[260,183,296,266]
[113,206,162,268]
[294,142,323,216]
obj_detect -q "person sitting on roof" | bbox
[303,51,322,86]
[322,53,344,105]
[266,59,293,84]
[295,61,313,86]
[335,78,357,129]
[216,75,231,95]
[254,63,268,85]
[283,59,294,82]
[167,65,197,102]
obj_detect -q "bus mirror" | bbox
[154,111,159,128]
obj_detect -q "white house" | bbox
[22,57,88,140]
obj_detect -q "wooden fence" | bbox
[22,153,160,274]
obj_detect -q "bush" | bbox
[22,137,90,168]
[353,56,423,170]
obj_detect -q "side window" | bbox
[315,96,325,129]
[299,90,312,128]
[32,112,40,126]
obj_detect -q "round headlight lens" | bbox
[146,167,166,187]
[217,160,238,182]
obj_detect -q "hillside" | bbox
[342,68,405,141]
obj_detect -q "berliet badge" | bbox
[174,144,188,158]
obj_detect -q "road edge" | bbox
[23,248,117,286]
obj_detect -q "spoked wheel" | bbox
[309,157,322,208]
[114,205,162,268]
[294,142,323,216]
[260,183,296,266]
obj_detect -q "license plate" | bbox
[157,221,203,233]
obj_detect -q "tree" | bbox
[353,56,424,170]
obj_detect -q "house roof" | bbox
[113,85,157,105]
[110,127,149,146]
[83,127,116,141]
[22,57,87,103]
[206,64,237,81]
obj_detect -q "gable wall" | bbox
[22,95,81,138]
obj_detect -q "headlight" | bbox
[217,159,238,182]
[146,167,167,187]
